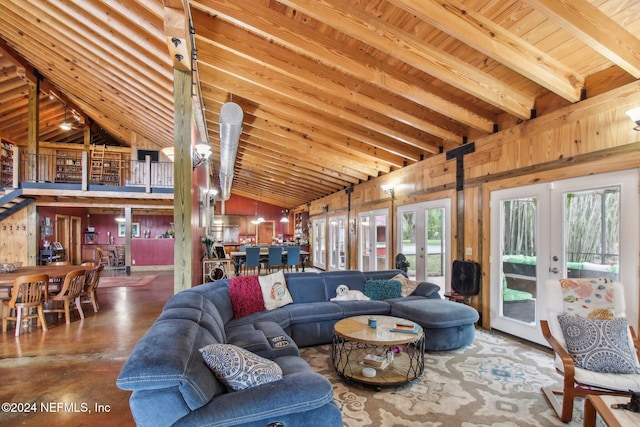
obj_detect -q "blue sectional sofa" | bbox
[117,269,479,426]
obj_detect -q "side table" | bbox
[202,258,234,283]
[583,395,640,427]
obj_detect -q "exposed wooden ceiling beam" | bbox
[275,0,534,119]
[387,0,584,102]
[530,0,640,79]
[194,13,463,144]
[191,3,496,135]
[204,89,417,169]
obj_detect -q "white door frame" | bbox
[358,208,389,272]
[490,169,638,345]
[397,199,451,291]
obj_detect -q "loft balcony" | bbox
[1,147,174,197]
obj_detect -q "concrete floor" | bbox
[0,271,174,426]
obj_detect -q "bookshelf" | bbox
[55,149,83,182]
[90,146,122,185]
[0,140,14,186]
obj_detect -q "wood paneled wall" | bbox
[297,79,640,327]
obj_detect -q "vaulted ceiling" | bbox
[0,0,638,208]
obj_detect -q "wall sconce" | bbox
[193,143,212,168]
[626,107,640,131]
[322,204,329,212]
[381,184,395,199]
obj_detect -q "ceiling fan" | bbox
[59,105,85,131]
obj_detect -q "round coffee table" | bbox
[332,315,425,387]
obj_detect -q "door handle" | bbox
[549,267,559,274]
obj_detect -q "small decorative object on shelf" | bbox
[201,234,216,259]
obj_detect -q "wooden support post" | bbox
[27,82,39,182]
[173,68,193,293]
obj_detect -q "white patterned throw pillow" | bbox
[200,344,283,391]
[258,270,293,310]
[558,314,640,374]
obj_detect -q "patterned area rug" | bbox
[98,274,158,288]
[300,329,603,426]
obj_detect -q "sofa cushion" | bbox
[285,272,327,303]
[258,270,293,310]
[200,344,283,391]
[225,321,299,359]
[284,302,344,324]
[158,307,226,344]
[389,273,420,296]
[229,275,265,318]
[558,314,640,374]
[321,270,367,297]
[333,300,391,318]
[116,318,225,410]
[189,281,236,324]
[411,282,442,298]
[364,279,402,300]
[391,299,479,328]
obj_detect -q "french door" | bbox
[397,199,451,291]
[312,218,326,270]
[358,209,388,272]
[328,215,346,271]
[490,169,638,346]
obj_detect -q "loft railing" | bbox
[5,147,174,191]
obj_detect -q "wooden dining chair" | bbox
[80,264,104,312]
[2,274,49,337]
[114,246,125,267]
[44,269,86,324]
[95,247,110,266]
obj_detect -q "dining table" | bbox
[230,249,309,276]
[0,264,93,288]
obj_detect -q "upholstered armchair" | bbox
[540,279,640,422]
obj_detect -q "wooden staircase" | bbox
[0,189,34,221]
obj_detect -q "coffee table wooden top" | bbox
[333,315,423,345]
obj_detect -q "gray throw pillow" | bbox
[200,344,283,391]
[558,314,640,374]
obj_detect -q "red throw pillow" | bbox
[229,275,265,318]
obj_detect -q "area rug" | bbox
[98,274,158,288]
[300,329,604,426]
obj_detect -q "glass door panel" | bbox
[329,215,346,270]
[374,213,388,271]
[425,207,446,290]
[491,169,638,346]
[399,210,417,279]
[312,218,326,270]
[359,209,388,272]
[397,199,451,289]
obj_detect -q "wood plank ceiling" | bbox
[0,0,638,208]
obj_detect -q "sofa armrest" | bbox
[176,371,334,426]
[412,282,441,298]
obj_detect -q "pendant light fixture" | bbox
[60,105,72,131]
